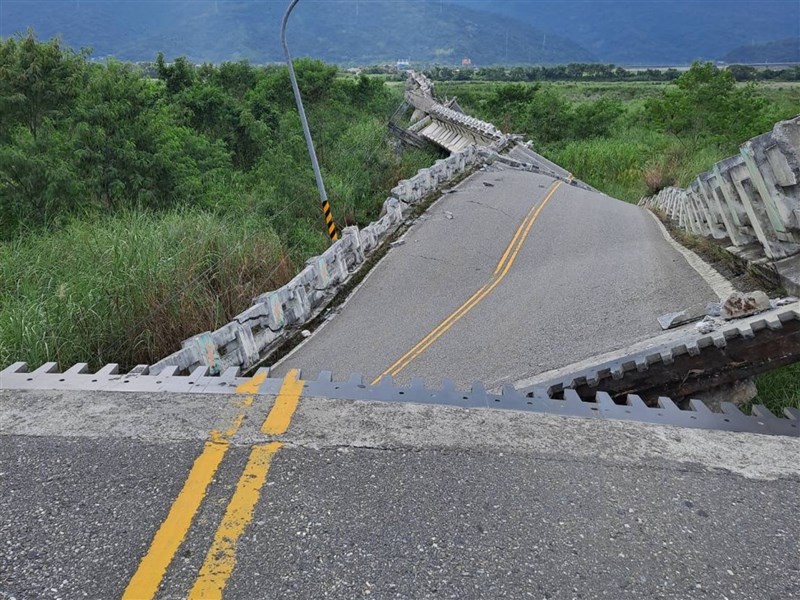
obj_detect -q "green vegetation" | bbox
[437,63,800,410]
[0,211,293,368]
[0,33,437,368]
[425,64,800,83]
[754,365,800,413]
[441,63,799,202]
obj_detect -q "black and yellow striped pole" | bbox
[321,199,338,241]
[281,0,339,242]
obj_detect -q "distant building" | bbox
[396,59,411,71]
[462,57,472,67]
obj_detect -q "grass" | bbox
[0,210,294,370]
[754,365,800,413]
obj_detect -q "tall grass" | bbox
[548,126,727,202]
[0,211,293,369]
[755,364,800,413]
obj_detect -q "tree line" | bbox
[421,63,800,83]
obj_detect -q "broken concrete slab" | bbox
[657,304,707,330]
[513,301,800,406]
[721,291,771,320]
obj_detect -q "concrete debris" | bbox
[657,305,707,330]
[721,291,770,320]
[695,316,718,334]
[389,240,406,248]
[301,330,311,338]
[772,296,799,308]
[657,310,689,330]
[706,302,722,317]
[444,211,454,220]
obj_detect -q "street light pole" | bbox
[280,0,339,242]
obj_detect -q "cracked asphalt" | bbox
[1,389,799,599]
[271,166,718,388]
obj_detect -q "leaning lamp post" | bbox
[280,0,339,242]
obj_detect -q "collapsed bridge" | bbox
[3,72,799,435]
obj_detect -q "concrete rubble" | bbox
[721,290,771,320]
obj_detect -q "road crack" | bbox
[466,199,514,219]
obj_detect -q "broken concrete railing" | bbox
[390,145,481,203]
[404,71,510,154]
[640,115,800,294]
[150,145,485,376]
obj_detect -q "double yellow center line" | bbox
[372,179,562,384]
[124,179,561,598]
[123,369,304,600]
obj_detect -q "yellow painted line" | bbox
[122,441,227,600]
[261,368,303,435]
[381,181,562,378]
[493,198,538,276]
[188,370,305,598]
[372,180,562,384]
[188,442,283,600]
[121,371,267,600]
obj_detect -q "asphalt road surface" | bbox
[1,386,798,600]
[273,165,718,388]
[1,158,783,600]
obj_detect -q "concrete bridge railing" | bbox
[404,71,508,153]
[641,115,800,295]
[150,145,491,376]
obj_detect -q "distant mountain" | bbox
[0,0,596,65]
[449,0,799,65]
[723,39,800,64]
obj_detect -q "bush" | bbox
[1,35,440,371]
[645,61,770,149]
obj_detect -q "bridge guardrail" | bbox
[150,144,491,376]
[640,115,800,294]
[404,71,510,153]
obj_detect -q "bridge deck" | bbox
[271,166,718,388]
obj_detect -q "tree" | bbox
[0,126,83,237]
[155,53,195,95]
[71,60,158,209]
[645,61,769,146]
[571,98,623,139]
[0,32,85,139]
[727,64,758,82]
[525,87,571,144]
